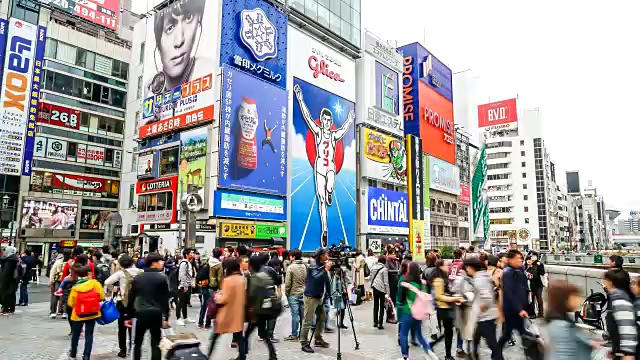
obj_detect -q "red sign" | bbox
[60,240,77,247]
[139,105,214,139]
[418,83,456,164]
[38,103,81,130]
[136,176,177,194]
[308,56,345,82]
[136,176,178,224]
[478,98,518,130]
[50,173,107,192]
[459,184,471,205]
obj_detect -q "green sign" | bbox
[255,224,287,239]
[472,146,487,233]
[222,193,283,207]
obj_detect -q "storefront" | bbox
[363,187,410,254]
[217,220,286,252]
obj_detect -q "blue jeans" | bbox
[399,313,432,358]
[19,282,28,304]
[288,295,304,337]
[70,319,96,360]
[198,287,212,327]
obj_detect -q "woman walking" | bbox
[431,260,463,360]
[370,255,390,329]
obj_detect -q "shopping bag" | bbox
[385,297,396,321]
[97,299,120,325]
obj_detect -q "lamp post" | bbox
[1,194,16,246]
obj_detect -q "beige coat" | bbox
[353,255,366,286]
[214,274,246,334]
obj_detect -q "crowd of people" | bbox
[1,243,640,360]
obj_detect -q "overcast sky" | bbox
[362,0,640,219]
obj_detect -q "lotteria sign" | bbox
[367,187,409,235]
[136,176,178,224]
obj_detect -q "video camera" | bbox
[327,242,358,270]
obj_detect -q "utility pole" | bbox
[178,179,184,249]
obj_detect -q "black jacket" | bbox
[0,254,19,286]
[526,262,545,289]
[127,268,170,320]
[304,262,330,299]
[502,266,529,314]
[21,255,35,283]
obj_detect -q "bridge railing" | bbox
[546,264,639,298]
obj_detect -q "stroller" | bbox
[522,319,545,360]
[574,283,608,337]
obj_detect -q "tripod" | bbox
[309,266,360,359]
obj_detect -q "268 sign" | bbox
[38,103,81,130]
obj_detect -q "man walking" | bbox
[498,250,530,348]
[176,248,195,326]
[284,249,307,341]
[49,251,67,318]
[300,248,332,353]
[18,250,35,306]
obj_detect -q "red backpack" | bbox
[74,288,101,318]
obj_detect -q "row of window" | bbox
[489,207,512,213]
[488,185,512,192]
[39,126,123,147]
[489,196,512,202]
[487,152,509,160]
[487,141,512,148]
[43,70,127,109]
[430,199,458,215]
[138,192,174,212]
[488,174,511,180]
[487,163,509,170]
[289,0,361,47]
[45,39,129,81]
[430,224,458,238]
[43,92,125,119]
[34,160,120,178]
[46,60,127,89]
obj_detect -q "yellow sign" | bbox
[220,223,256,238]
[411,219,425,260]
[363,127,396,163]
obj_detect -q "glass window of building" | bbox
[317,4,330,28]
[11,0,38,25]
[139,42,145,64]
[289,0,361,47]
[305,0,317,19]
[45,39,58,58]
[159,147,179,176]
[57,42,77,64]
[137,76,143,99]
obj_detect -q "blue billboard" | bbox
[290,77,356,251]
[23,25,47,176]
[398,42,453,138]
[219,66,288,195]
[367,187,409,234]
[220,0,288,88]
[214,189,286,221]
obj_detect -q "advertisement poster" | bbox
[411,219,425,260]
[478,98,518,131]
[137,152,155,179]
[22,24,46,176]
[406,135,424,254]
[219,66,288,195]
[472,147,488,233]
[0,18,37,176]
[429,155,461,195]
[459,184,471,205]
[367,187,409,235]
[422,153,431,254]
[46,138,67,160]
[220,0,288,88]
[37,0,119,30]
[214,189,286,221]
[179,126,207,198]
[21,199,77,230]
[37,102,81,129]
[375,61,399,116]
[419,82,456,164]
[138,0,218,138]
[289,77,356,251]
[86,145,105,165]
[361,127,406,185]
[220,222,286,239]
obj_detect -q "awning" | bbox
[138,232,161,238]
[272,237,285,246]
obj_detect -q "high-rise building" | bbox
[566,177,608,250]
[1,0,134,258]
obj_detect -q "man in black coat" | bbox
[0,246,20,314]
[18,249,35,306]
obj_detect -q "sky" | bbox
[362,0,640,219]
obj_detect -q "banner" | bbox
[0,18,37,175]
[472,146,487,233]
[37,0,119,30]
[179,126,207,199]
[406,135,424,254]
[214,189,286,221]
[136,176,178,224]
[86,145,105,165]
[219,66,288,195]
[220,221,286,239]
[361,127,406,185]
[255,224,286,239]
[459,184,471,205]
[419,82,456,164]
[411,219,425,260]
[367,187,409,235]
[423,153,431,254]
[289,77,356,251]
[137,152,155,179]
[478,98,518,131]
[20,199,77,230]
[139,0,218,139]
[46,138,67,160]
[220,0,287,88]
[429,155,461,195]
[37,102,80,130]
[22,24,46,176]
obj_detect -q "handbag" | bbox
[206,291,221,320]
[97,299,120,325]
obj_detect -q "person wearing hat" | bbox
[0,246,20,314]
[300,248,333,353]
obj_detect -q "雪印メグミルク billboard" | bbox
[214,189,286,222]
[220,0,288,88]
[361,127,406,186]
[219,66,288,195]
[138,0,218,139]
[179,126,208,199]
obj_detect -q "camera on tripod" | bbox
[327,242,357,270]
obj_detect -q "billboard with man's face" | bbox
[138,0,218,139]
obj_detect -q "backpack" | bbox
[166,340,207,360]
[364,262,371,278]
[95,262,111,285]
[14,258,26,280]
[269,259,282,276]
[208,263,222,289]
[121,270,134,306]
[74,287,101,319]
[196,264,210,287]
[401,281,434,320]
[248,271,282,319]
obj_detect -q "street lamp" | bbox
[1,194,16,246]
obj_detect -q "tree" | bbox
[440,245,455,259]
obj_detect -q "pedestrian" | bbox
[104,254,140,358]
[62,246,96,279]
[60,260,80,334]
[176,248,196,326]
[49,250,69,319]
[300,248,332,353]
[126,253,169,360]
[18,249,36,306]
[545,280,597,360]
[67,263,105,360]
[190,251,201,307]
[284,249,306,341]
[244,255,280,359]
[263,252,283,342]
[353,249,366,305]
[36,254,44,279]
[498,250,530,349]
[526,254,545,318]
[397,259,418,346]
[604,269,637,360]
[397,262,438,360]
[136,251,148,269]
[281,250,290,282]
[464,257,503,360]
[386,248,400,324]
[432,259,464,360]
[93,251,111,287]
[0,246,20,314]
[370,255,390,330]
[452,257,475,356]
[208,257,246,359]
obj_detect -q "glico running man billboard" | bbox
[220,0,288,88]
[288,27,356,251]
[219,66,288,195]
[138,0,218,139]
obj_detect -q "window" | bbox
[452,227,458,238]
[367,179,376,187]
[56,42,77,64]
[520,140,525,145]
[196,235,205,244]
[437,225,444,237]
[128,184,135,208]
[523,184,528,189]
[139,42,145,64]
[45,39,58,58]
[76,49,87,67]
[138,192,173,212]
[522,172,527,178]
[524,195,528,201]
[159,147,179,176]
[430,199,436,212]
[131,153,138,172]
[137,76,143,99]
[525,218,530,224]
[521,162,526,167]
[521,151,525,156]
[524,206,529,212]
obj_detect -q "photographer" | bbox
[300,248,332,354]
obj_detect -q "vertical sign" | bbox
[0,18,37,175]
[23,25,47,176]
[407,135,424,258]
[0,19,9,102]
[472,146,487,233]
[422,153,431,253]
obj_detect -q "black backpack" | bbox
[95,262,111,285]
[248,271,282,319]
